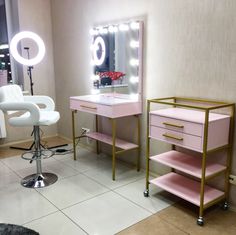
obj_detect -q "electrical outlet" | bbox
[229,174,236,185]
[82,127,90,134]
[82,127,91,144]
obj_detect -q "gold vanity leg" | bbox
[72,110,77,161]
[198,109,209,226]
[224,104,235,209]
[137,114,141,172]
[112,118,117,180]
[95,114,100,155]
[144,100,150,197]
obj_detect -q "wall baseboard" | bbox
[230,205,236,212]
[0,134,60,148]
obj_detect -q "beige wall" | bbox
[0,0,57,145]
[51,0,236,206]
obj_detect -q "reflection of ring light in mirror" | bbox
[93,36,106,66]
[10,31,45,66]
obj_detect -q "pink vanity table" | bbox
[144,97,235,225]
[70,93,142,180]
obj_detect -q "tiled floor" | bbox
[0,145,176,235]
[119,201,236,235]
[1,144,236,235]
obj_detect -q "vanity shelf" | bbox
[86,132,138,150]
[145,97,235,226]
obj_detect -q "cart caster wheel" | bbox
[197,217,204,226]
[222,202,229,211]
[143,190,149,197]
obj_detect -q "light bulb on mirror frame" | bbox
[130,40,139,48]
[119,24,129,31]
[130,21,140,30]
[130,76,139,84]
[130,58,139,66]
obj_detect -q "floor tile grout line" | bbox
[1,149,155,233]
[58,189,111,211]
[34,186,112,234]
[31,185,92,234]
[113,188,160,215]
[157,216,191,235]
[21,211,60,226]
[60,210,89,235]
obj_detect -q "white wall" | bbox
[51,0,236,207]
[0,0,57,145]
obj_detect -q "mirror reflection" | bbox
[90,21,142,95]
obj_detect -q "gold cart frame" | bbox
[145,97,235,225]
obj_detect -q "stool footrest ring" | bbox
[21,149,54,161]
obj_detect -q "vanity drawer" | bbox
[70,99,98,114]
[150,114,203,137]
[150,126,202,152]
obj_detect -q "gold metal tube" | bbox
[208,103,235,110]
[137,114,141,172]
[95,115,100,154]
[199,109,209,218]
[112,119,116,181]
[149,97,175,102]
[224,104,235,201]
[149,101,208,110]
[146,100,151,190]
[203,194,226,210]
[175,97,228,105]
[72,110,77,161]
[206,144,229,154]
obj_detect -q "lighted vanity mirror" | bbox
[90,21,143,97]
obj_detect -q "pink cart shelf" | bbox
[150,172,224,207]
[150,150,226,179]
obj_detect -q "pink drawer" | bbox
[150,114,203,137]
[70,98,141,118]
[150,126,202,152]
[70,99,98,114]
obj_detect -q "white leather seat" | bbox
[0,84,59,188]
[0,84,60,126]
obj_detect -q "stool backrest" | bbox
[0,85,24,103]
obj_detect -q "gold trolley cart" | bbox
[144,97,235,225]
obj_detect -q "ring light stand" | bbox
[9,31,67,151]
[24,47,34,96]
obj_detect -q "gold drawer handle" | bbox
[163,133,183,141]
[80,105,97,110]
[163,122,184,128]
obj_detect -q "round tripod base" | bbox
[21,173,58,188]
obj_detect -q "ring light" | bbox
[93,36,106,66]
[10,31,45,66]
